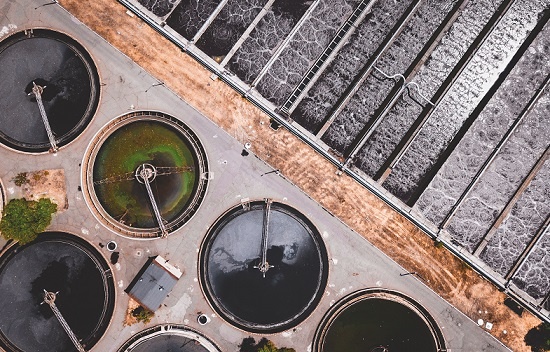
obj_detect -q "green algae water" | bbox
[93,120,198,228]
[322,298,437,352]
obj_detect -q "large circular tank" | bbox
[83,111,209,238]
[0,232,115,352]
[199,200,328,333]
[313,289,446,352]
[0,29,100,152]
[118,324,221,352]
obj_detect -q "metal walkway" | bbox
[254,198,273,277]
[30,82,58,153]
[278,0,372,115]
[94,166,193,185]
[42,290,86,352]
[136,164,169,238]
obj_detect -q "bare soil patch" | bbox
[123,297,140,326]
[21,169,67,211]
[57,1,541,350]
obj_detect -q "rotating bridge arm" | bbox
[137,164,169,238]
[30,82,58,153]
[254,198,274,277]
[42,290,86,352]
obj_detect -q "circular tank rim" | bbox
[117,324,222,352]
[81,110,210,239]
[0,231,116,352]
[312,288,447,352]
[0,176,5,218]
[198,199,329,334]
[0,27,101,154]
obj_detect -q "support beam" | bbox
[42,291,86,352]
[390,0,526,205]
[220,0,276,67]
[342,67,433,170]
[315,0,426,138]
[474,146,550,256]
[254,198,273,277]
[506,216,550,281]
[30,82,58,153]
[161,0,185,21]
[250,0,321,89]
[136,164,169,237]
[191,0,230,43]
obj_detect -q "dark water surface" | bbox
[202,202,327,332]
[128,333,210,352]
[0,233,113,352]
[0,30,98,151]
[322,298,437,352]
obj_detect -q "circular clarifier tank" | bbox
[118,324,221,352]
[313,289,446,352]
[83,111,208,238]
[200,200,328,333]
[0,29,100,152]
[0,232,115,352]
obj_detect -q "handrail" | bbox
[42,291,86,352]
[30,83,59,152]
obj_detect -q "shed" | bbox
[126,255,182,312]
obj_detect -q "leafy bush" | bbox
[525,323,550,352]
[239,337,295,352]
[131,305,154,324]
[11,172,29,187]
[0,198,57,244]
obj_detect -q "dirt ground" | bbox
[20,169,68,211]
[123,298,140,326]
[57,1,541,350]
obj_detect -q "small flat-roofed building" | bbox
[126,255,182,312]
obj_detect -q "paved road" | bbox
[0,1,509,351]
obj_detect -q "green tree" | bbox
[239,337,295,352]
[525,323,550,352]
[0,198,57,245]
[131,305,154,324]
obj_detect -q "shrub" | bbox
[11,172,29,187]
[132,305,154,324]
[239,337,295,352]
[525,323,550,352]
[0,198,57,244]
